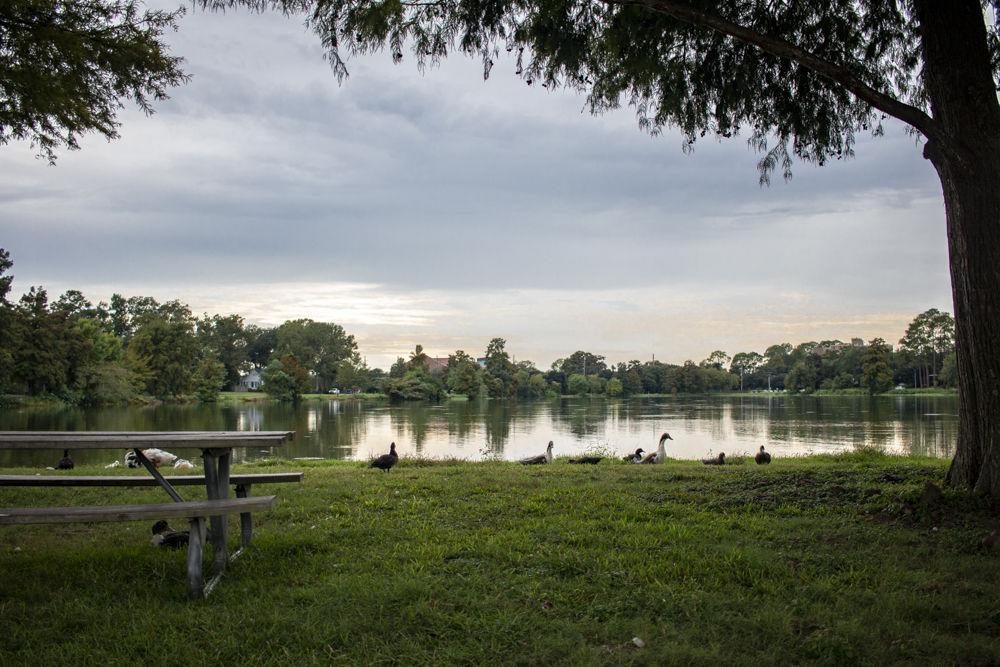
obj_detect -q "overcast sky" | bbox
[0,5,953,369]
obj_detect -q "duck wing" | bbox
[519,454,547,465]
[638,453,657,464]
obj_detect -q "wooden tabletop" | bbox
[0,431,294,450]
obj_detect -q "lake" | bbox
[0,395,958,467]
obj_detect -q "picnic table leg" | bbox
[201,449,230,577]
[186,517,206,600]
[235,483,253,552]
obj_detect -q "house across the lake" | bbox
[234,369,263,391]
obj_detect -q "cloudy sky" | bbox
[0,5,952,370]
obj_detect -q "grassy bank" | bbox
[1,454,997,664]
[217,391,386,403]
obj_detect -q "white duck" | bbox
[520,441,554,465]
[639,433,673,464]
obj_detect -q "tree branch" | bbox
[602,0,958,155]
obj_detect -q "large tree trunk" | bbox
[915,0,1000,498]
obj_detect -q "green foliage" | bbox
[196,314,250,389]
[567,373,589,395]
[193,357,227,402]
[483,337,514,398]
[898,309,956,388]
[383,368,444,401]
[0,0,189,162]
[862,337,894,395]
[126,314,198,399]
[605,377,623,397]
[261,357,301,402]
[274,319,358,390]
[446,350,482,398]
[785,359,819,394]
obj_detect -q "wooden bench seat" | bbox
[0,496,276,599]
[0,472,302,552]
[0,472,303,487]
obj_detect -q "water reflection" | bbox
[0,395,958,466]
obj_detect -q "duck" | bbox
[369,442,399,471]
[56,449,74,470]
[755,446,772,465]
[569,456,602,465]
[702,452,726,465]
[520,441,554,465]
[639,432,673,464]
[622,448,644,463]
[150,520,189,549]
[123,448,178,469]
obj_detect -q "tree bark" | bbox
[914,0,1000,498]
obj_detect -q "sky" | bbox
[0,5,954,370]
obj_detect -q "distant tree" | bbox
[261,358,299,402]
[567,373,589,395]
[606,377,624,397]
[446,350,482,398]
[388,357,408,379]
[940,352,958,389]
[1,0,189,162]
[730,351,764,391]
[702,350,730,370]
[407,344,430,371]
[193,357,226,402]
[126,313,198,398]
[383,368,444,401]
[899,309,955,388]
[274,319,358,390]
[861,338,894,395]
[0,249,15,391]
[197,314,251,389]
[12,287,69,394]
[483,338,514,398]
[557,351,607,377]
[245,325,277,369]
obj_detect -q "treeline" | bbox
[387,309,956,400]
[0,248,956,404]
[0,250,365,404]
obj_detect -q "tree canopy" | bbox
[0,0,188,162]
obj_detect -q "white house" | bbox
[234,369,263,391]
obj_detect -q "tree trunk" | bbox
[915,0,1000,498]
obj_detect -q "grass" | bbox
[1,454,998,665]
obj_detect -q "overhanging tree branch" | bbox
[603,0,963,161]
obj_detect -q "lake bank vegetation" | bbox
[1,452,997,664]
[0,248,956,406]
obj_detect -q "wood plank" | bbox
[0,496,275,524]
[0,473,304,487]
[0,431,294,450]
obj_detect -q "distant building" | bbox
[427,357,450,373]
[234,369,262,391]
[851,338,865,347]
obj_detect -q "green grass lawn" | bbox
[1,453,997,665]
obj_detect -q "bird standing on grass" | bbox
[622,448,644,463]
[702,452,726,465]
[755,446,772,465]
[150,520,189,548]
[639,433,673,464]
[56,449,74,470]
[520,441,554,465]
[369,442,399,471]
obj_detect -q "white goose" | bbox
[639,432,673,464]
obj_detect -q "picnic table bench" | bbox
[0,431,300,599]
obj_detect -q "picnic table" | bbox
[0,431,298,598]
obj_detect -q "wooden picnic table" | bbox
[0,430,295,597]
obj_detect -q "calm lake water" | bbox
[0,395,958,467]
